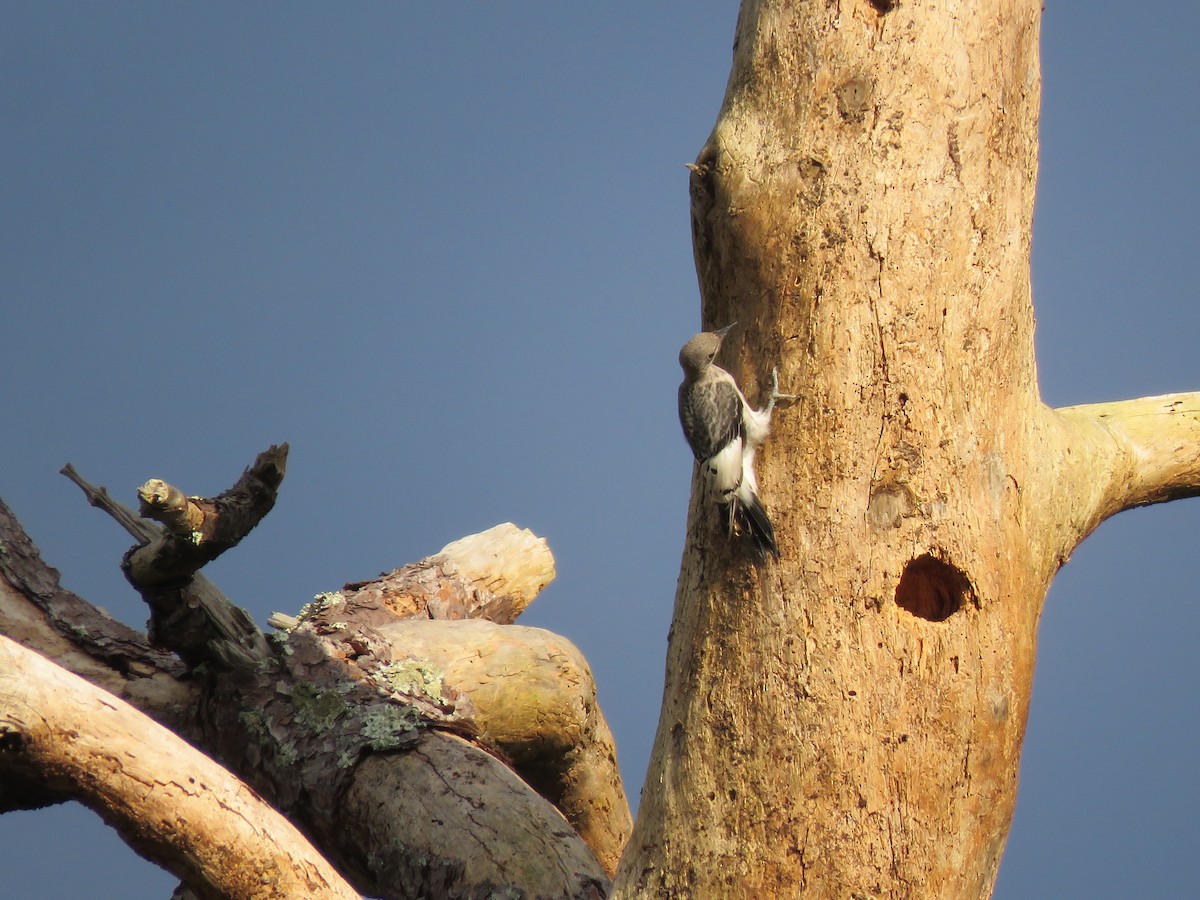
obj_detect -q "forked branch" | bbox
[61,449,285,669]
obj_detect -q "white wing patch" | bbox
[703,436,744,500]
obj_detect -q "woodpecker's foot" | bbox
[767,366,799,410]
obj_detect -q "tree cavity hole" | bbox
[894,554,974,622]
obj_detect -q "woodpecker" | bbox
[677,324,793,559]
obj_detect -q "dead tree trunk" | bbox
[615,1,1200,898]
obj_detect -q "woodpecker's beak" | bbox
[714,322,736,338]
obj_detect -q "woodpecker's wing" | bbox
[678,377,743,462]
[679,377,745,498]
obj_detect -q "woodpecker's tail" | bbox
[735,489,779,560]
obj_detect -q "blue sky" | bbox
[2,4,1198,897]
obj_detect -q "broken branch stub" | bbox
[337,523,556,623]
[62,446,287,669]
[137,478,205,536]
[125,443,288,588]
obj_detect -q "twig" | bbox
[60,463,160,544]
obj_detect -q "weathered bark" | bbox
[0,635,360,900]
[261,524,630,885]
[370,618,630,875]
[339,733,606,899]
[615,2,1200,898]
[0,489,625,897]
[0,496,192,726]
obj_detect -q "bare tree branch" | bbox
[1052,392,1200,539]
[60,462,159,543]
[0,635,360,900]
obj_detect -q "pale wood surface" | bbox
[0,635,360,900]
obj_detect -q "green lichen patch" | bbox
[275,741,299,767]
[375,659,447,704]
[291,682,349,734]
[360,705,422,752]
[238,709,267,739]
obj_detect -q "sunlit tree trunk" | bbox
[615,1,1200,897]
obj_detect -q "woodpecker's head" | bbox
[678,323,735,376]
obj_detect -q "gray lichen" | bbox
[361,705,422,751]
[296,591,345,623]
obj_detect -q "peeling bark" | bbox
[332,523,556,624]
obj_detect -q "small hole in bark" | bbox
[895,554,974,622]
[0,726,25,752]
